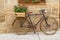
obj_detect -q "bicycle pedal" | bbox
[28,26,31,28]
[20,25,23,27]
[34,27,36,29]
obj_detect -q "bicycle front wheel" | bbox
[13,18,30,35]
[40,17,58,35]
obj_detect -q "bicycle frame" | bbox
[20,10,49,33]
[27,12,48,28]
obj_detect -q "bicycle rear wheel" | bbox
[40,17,58,35]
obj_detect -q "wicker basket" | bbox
[16,13,25,17]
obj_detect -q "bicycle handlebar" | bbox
[27,12,33,14]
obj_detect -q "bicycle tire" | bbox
[40,17,58,35]
[13,18,30,35]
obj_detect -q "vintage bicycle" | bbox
[12,9,58,35]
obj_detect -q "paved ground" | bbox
[0,30,60,40]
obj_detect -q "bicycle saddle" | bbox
[39,8,47,13]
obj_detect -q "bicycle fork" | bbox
[42,12,49,27]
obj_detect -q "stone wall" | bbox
[0,0,18,33]
[0,0,5,22]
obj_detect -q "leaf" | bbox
[14,5,27,13]
[24,0,30,2]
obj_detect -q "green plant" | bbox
[24,0,30,3]
[32,0,39,3]
[14,5,27,13]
